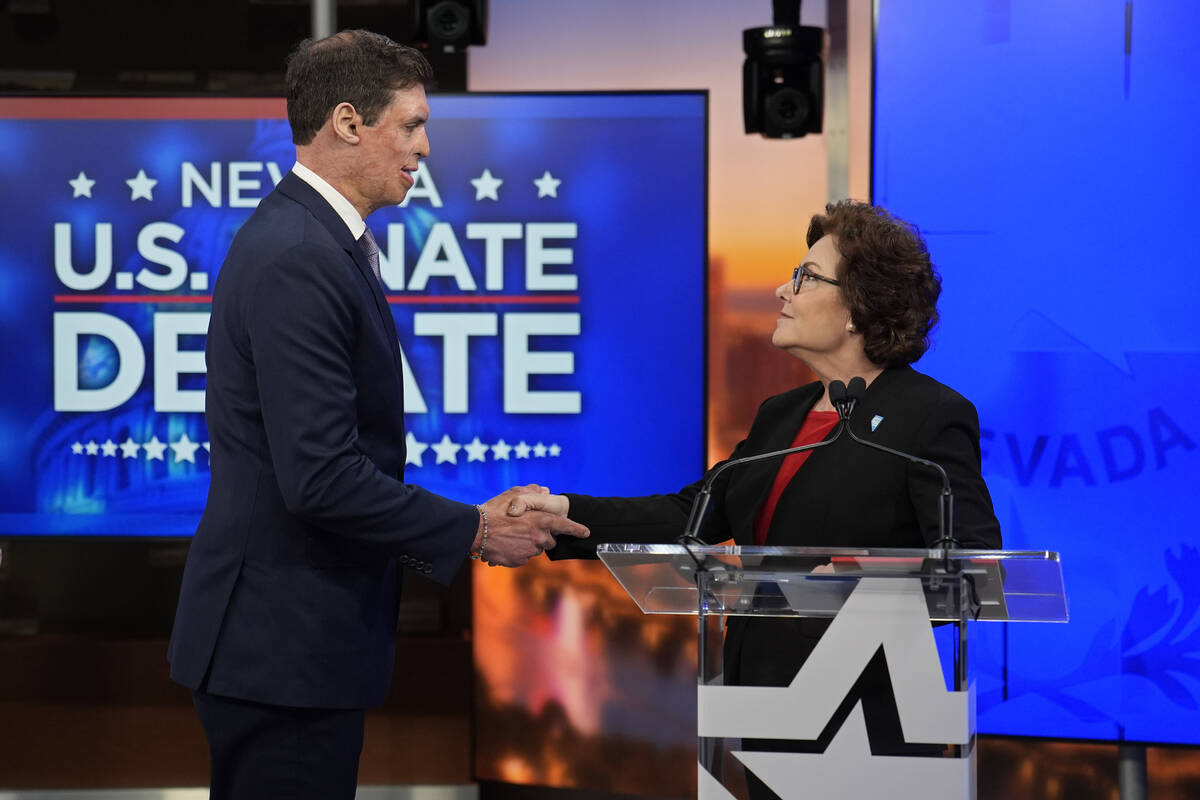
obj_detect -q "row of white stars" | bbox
[69,433,562,467]
[68,168,564,203]
[69,169,158,201]
[471,169,561,201]
[70,434,207,463]
[405,433,561,467]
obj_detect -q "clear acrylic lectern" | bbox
[596,544,1067,800]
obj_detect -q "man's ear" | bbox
[330,102,361,144]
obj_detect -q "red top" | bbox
[752,410,840,546]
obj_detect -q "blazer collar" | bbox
[726,379,826,547]
[289,162,366,239]
[765,380,826,451]
[277,172,382,295]
[862,364,911,395]
[277,171,361,253]
[766,367,911,444]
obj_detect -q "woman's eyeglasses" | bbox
[792,264,841,294]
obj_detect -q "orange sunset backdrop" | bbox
[465,1,872,795]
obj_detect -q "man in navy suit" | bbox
[168,30,587,799]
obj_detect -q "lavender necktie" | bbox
[359,227,382,283]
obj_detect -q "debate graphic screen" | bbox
[0,93,706,536]
[875,2,1200,744]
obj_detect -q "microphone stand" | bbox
[839,377,959,572]
[676,385,853,572]
[840,379,980,682]
[678,435,845,543]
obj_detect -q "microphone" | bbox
[839,377,959,554]
[828,379,858,420]
[677,381,851,545]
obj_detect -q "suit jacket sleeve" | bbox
[246,240,477,583]
[549,410,769,560]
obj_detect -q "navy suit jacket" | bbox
[551,365,1002,688]
[168,172,478,709]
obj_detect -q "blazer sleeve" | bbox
[549,411,768,560]
[907,390,1002,549]
[246,241,477,583]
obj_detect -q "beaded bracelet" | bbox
[470,504,488,561]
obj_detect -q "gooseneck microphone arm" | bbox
[838,376,959,554]
[677,382,853,546]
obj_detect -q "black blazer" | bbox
[168,173,478,710]
[551,365,1001,688]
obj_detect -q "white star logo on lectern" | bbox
[406,432,429,467]
[120,438,141,459]
[491,439,512,461]
[69,171,96,198]
[432,434,462,464]
[71,442,84,455]
[126,169,157,201]
[84,440,99,456]
[514,441,532,459]
[100,439,118,457]
[470,168,503,201]
[533,170,561,198]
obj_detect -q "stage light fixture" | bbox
[412,0,487,53]
[743,0,824,139]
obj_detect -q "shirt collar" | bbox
[290,161,367,240]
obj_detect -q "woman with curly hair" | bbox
[524,200,1001,786]
[535,199,1000,552]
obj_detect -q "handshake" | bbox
[472,485,588,567]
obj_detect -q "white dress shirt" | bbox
[290,161,366,240]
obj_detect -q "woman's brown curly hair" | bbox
[807,200,941,367]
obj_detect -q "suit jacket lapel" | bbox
[276,173,404,373]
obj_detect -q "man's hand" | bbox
[475,485,588,567]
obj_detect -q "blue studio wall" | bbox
[876,0,1200,743]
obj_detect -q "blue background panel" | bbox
[0,93,706,535]
[875,1,1200,744]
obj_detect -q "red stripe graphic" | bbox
[388,295,579,305]
[0,97,287,119]
[54,295,213,304]
[53,294,580,305]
